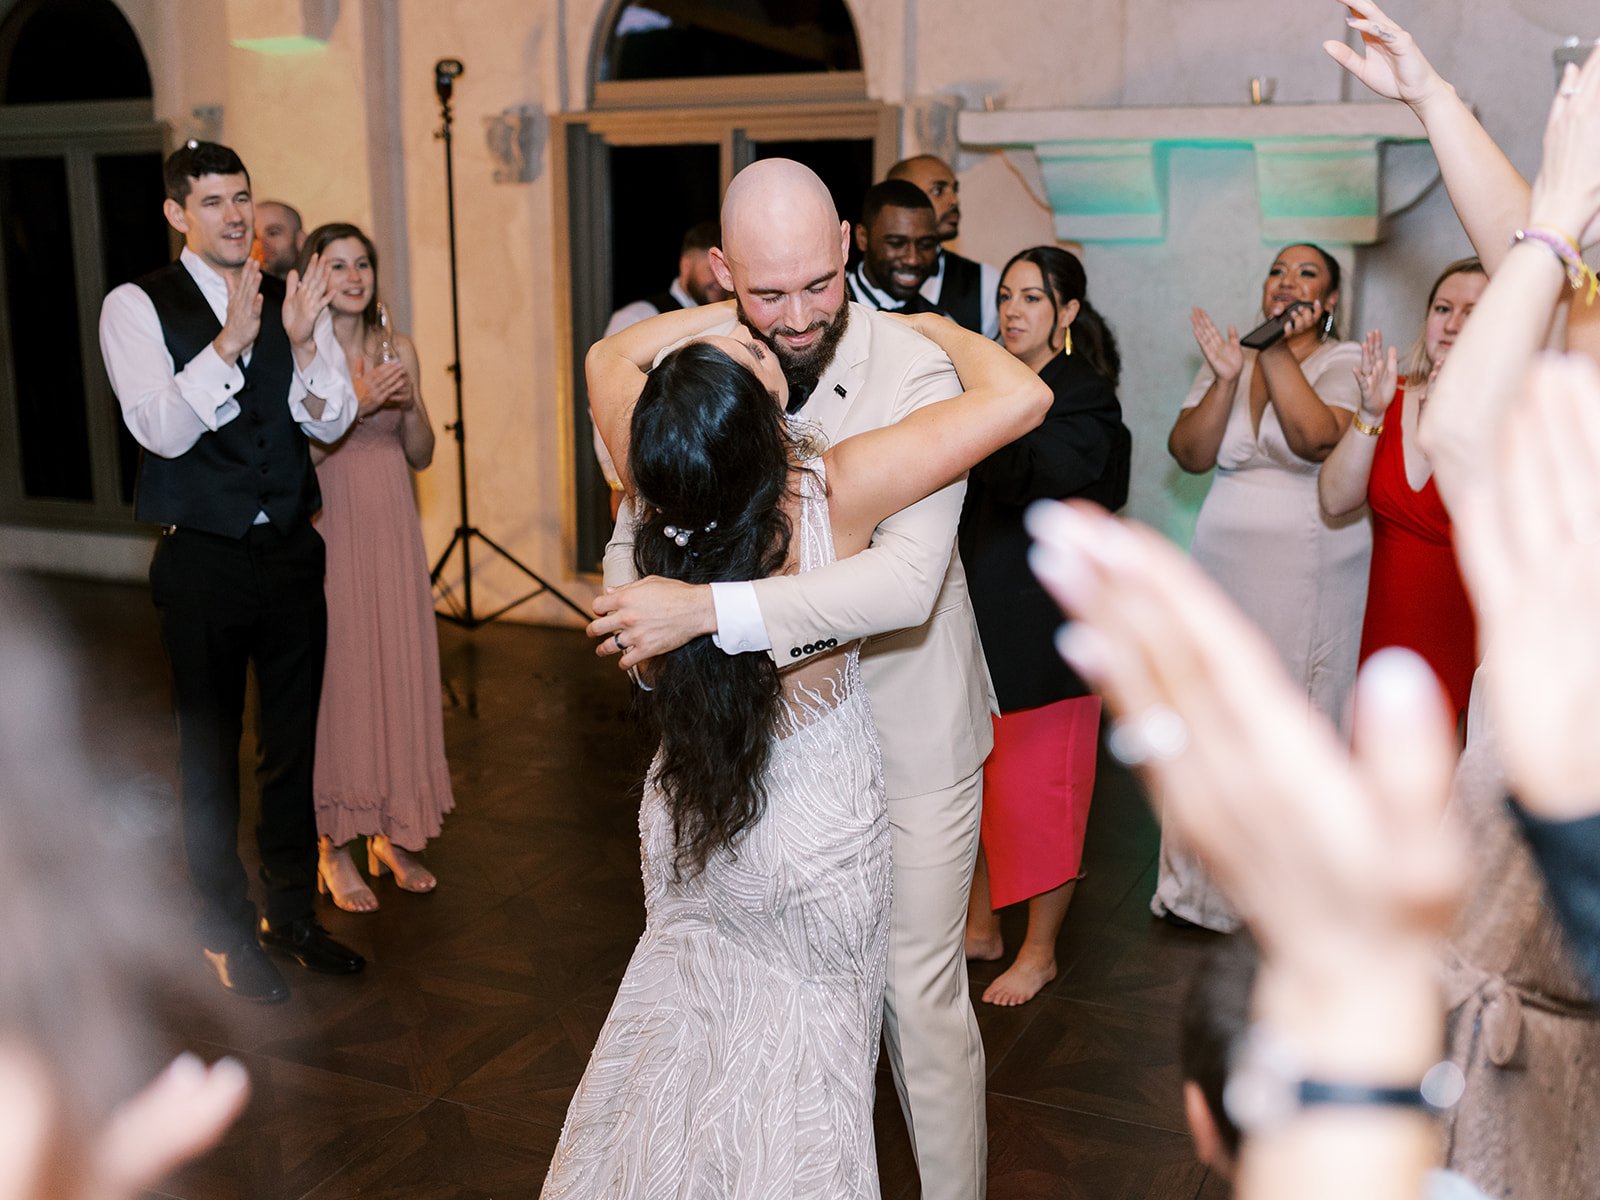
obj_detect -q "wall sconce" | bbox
[189,105,224,143]
[484,106,545,184]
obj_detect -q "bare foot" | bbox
[318,842,378,913]
[965,930,1005,961]
[981,949,1056,1006]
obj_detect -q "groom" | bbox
[591,158,1005,1200]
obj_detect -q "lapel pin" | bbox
[834,384,847,398]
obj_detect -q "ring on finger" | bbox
[614,633,627,652]
[1106,705,1190,767]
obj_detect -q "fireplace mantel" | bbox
[959,103,1436,244]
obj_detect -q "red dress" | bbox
[1357,387,1478,717]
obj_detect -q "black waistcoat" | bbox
[937,251,984,334]
[133,263,320,537]
[644,288,684,315]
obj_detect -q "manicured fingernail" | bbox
[1056,622,1109,680]
[167,1052,204,1083]
[1359,647,1438,720]
[1029,541,1095,608]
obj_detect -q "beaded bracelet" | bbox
[1512,226,1600,304]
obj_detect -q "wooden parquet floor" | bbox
[34,574,1229,1200]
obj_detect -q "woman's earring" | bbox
[1063,325,1073,356]
[1321,308,1335,339]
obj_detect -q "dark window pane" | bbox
[0,0,152,103]
[608,143,721,310]
[1,156,92,501]
[97,152,169,503]
[753,138,874,229]
[603,0,861,82]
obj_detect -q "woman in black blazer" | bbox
[960,245,1131,1005]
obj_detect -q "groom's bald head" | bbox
[709,159,852,384]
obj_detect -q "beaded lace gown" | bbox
[541,462,891,1199]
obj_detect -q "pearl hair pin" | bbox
[663,520,717,549]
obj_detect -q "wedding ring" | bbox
[1106,706,1190,767]
[614,634,627,652]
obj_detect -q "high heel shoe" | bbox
[367,835,437,894]
[317,843,379,913]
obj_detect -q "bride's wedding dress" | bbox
[541,462,891,1199]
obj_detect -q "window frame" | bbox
[0,98,168,531]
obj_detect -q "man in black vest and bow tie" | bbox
[887,155,1001,339]
[99,141,364,1003]
[845,180,946,316]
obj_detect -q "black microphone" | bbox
[434,59,464,104]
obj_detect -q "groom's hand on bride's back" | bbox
[589,577,718,670]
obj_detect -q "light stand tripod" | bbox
[427,57,587,628]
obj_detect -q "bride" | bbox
[541,299,1048,1198]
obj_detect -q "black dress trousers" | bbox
[150,520,326,948]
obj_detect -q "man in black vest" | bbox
[887,155,1001,338]
[99,141,364,1003]
[845,181,945,315]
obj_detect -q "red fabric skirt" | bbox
[980,695,1101,909]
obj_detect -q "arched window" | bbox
[600,0,862,83]
[0,0,167,526]
[0,0,151,103]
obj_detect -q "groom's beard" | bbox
[737,296,851,398]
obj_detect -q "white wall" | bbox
[11,0,1581,611]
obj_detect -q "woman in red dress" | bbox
[1318,258,1486,722]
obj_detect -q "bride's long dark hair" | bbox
[630,340,800,877]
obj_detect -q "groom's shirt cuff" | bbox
[710,581,771,654]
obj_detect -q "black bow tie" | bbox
[785,380,815,415]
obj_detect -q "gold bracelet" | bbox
[1352,412,1383,437]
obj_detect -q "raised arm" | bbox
[1168,309,1241,474]
[1318,331,1397,517]
[584,299,738,488]
[1324,0,1530,271]
[1421,51,1600,519]
[823,314,1052,550]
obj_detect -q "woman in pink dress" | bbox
[302,223,454,911]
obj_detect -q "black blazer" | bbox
[958,350,1131,712]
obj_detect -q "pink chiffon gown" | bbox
[312,405,454,850]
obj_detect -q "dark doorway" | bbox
[607,143,722,316]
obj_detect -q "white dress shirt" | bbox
[99,247,357,464]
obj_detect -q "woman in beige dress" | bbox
[1163,244,1369,931]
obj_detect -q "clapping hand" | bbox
[1354,330,1399,418]
[1024,501,1462,978]
[1191,308,1243,382]
[1323,0,1448,110]
[282,252,332,352]
[214,258,262,365]
[1452,353,1600,820]
[352,358,412,420]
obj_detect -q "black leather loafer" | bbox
[204,939,290,1003]
[258,917,366,974]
